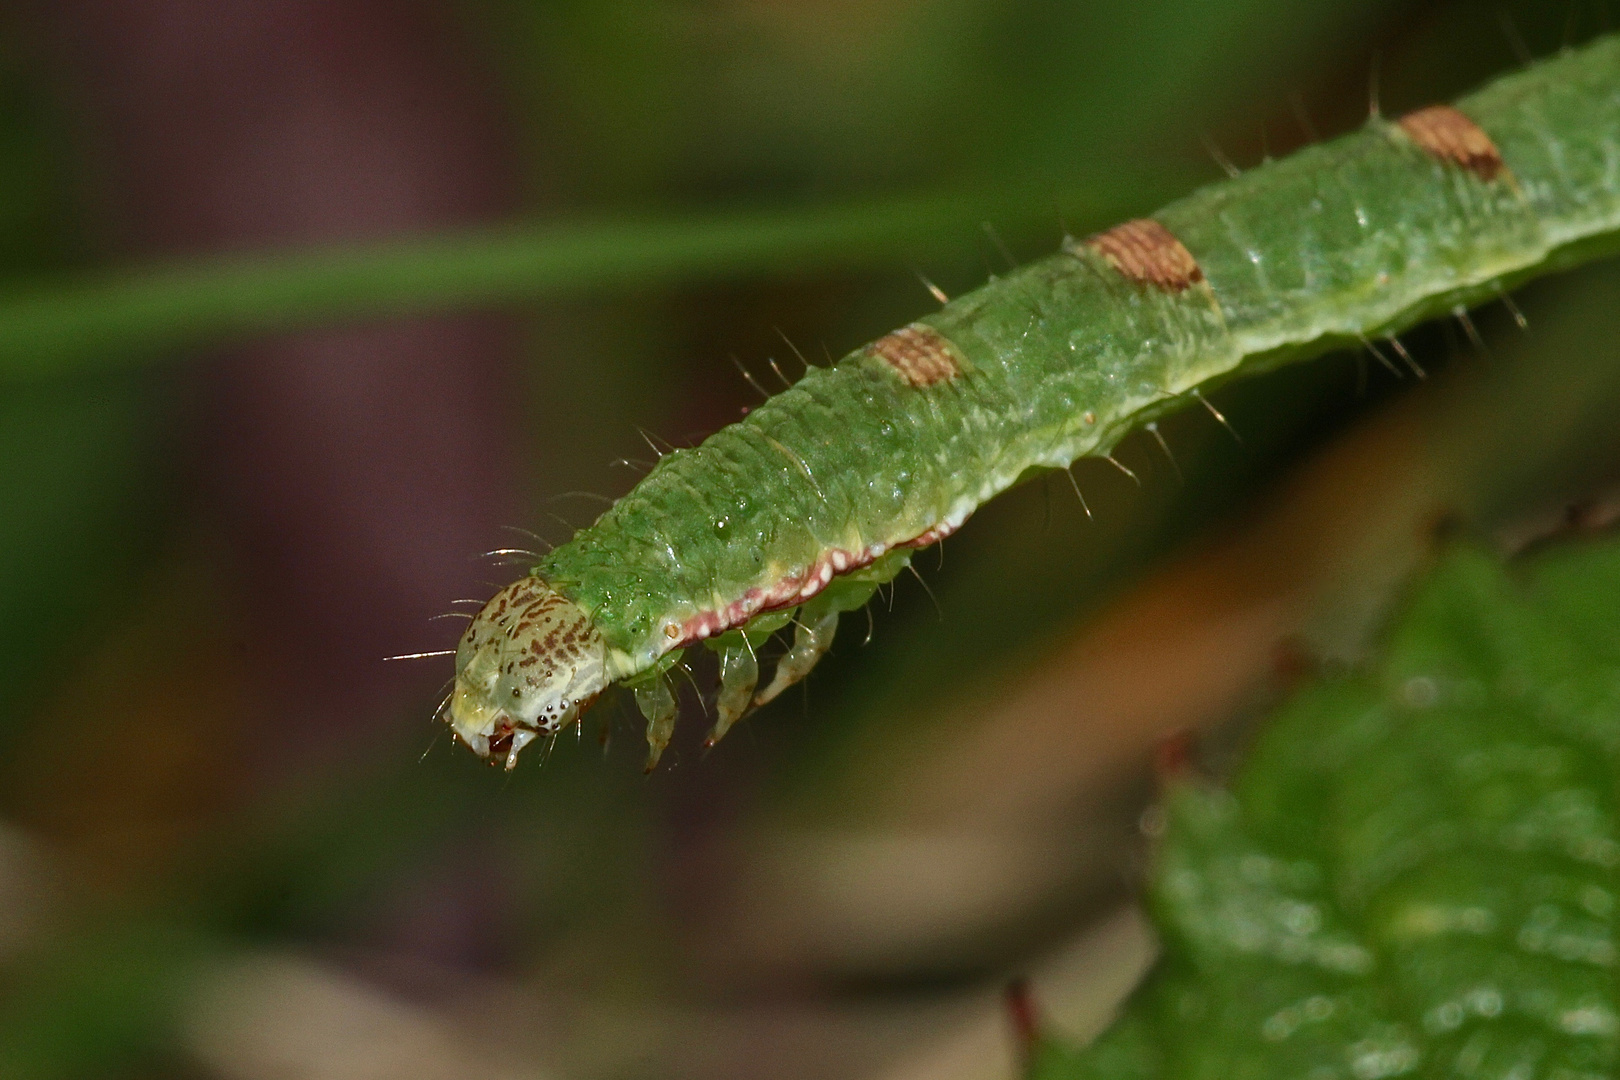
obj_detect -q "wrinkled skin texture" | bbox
[501,36,1620,768]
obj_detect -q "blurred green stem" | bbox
[0,177,1165,380]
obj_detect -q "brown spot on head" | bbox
[866,323,963,387]
[449,575,608,767]
[1084,219,1203,292]
[1398,105,1504,181]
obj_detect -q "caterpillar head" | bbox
[449,576,607,769]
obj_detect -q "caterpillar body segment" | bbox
[450,36,1620,769]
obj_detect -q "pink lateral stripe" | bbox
[672,515,969,646]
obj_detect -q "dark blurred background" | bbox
[3,1,1620,1077]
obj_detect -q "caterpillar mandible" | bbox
[450,35,1620,771]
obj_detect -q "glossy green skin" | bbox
[538,35,1620,683]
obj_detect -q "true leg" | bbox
[706,637,759,747]
[754,607,839,707]
[634,676,678,771]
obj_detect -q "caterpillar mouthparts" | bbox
[449,576,607,770]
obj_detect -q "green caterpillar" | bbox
[450,35,1620,771]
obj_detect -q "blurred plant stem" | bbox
[0,175,1174,381]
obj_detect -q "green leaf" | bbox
[1035,537,1620,1077]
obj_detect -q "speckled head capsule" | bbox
[449,576,607,769]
